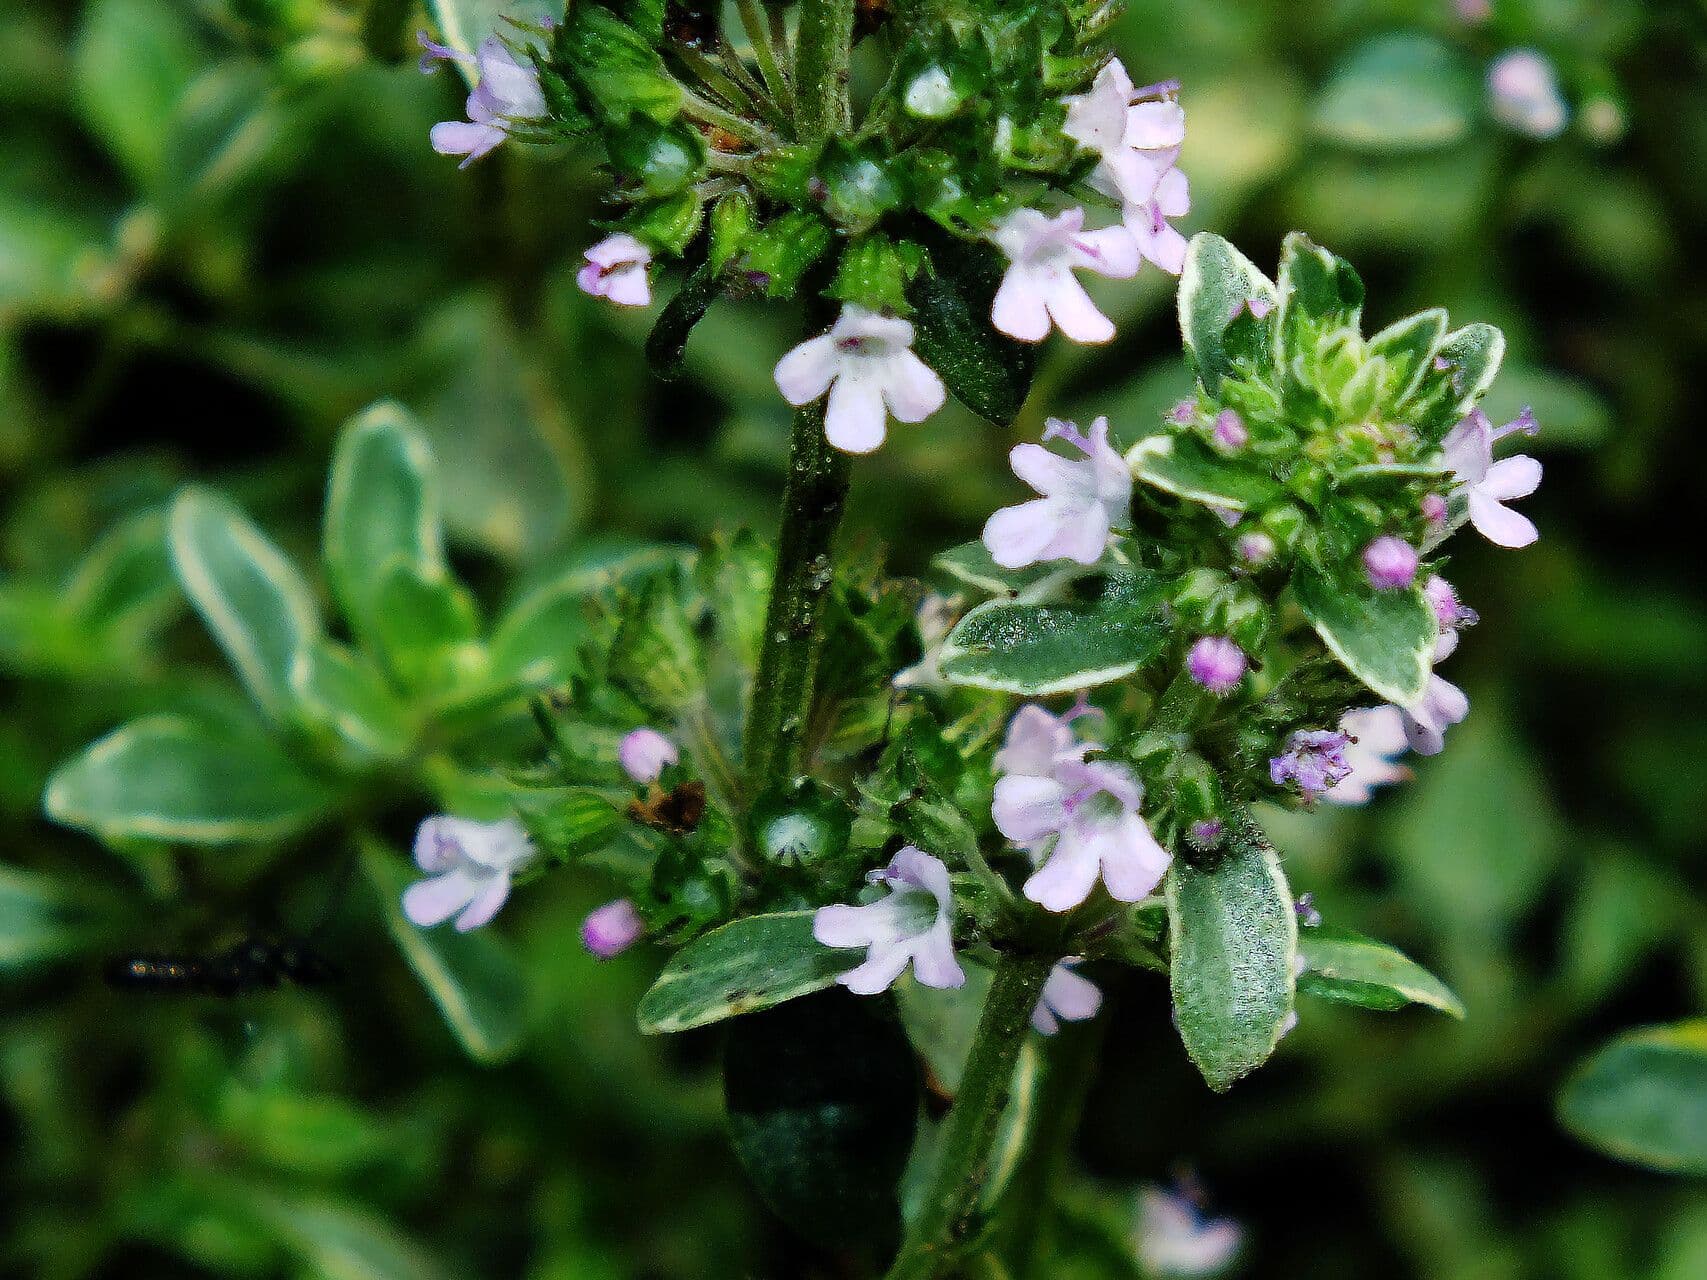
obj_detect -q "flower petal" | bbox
[1093,811,1172,902]
[402,870,480,927]
[880,351,946,424]
[454,874,511,931]
[983,498,1068,569]
[1023,832,1102,912]
[1043,273,1116,344]
[773,334,840,406]
[837,941,914,995]
[908,920,966,989]
[992,268,1052,342]
[1468,491,1538,548]
[992,774,1067,844]
[824,372,888,453]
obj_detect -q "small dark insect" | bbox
[104,937,341,998]
[628,779,708,836]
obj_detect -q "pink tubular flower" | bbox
[421,34,546,167]
[1211,409,1247,451]
[1326,707,1412,805]
[1060,60,1184,206]
[582,899,645,958]
[576,234,652,307]
[404,815,536,932]
[1401,675,1469,756]
[774,304,946,454]
[1424,575,1478,661]
[1363,536,1419,591]
[982,417,1131,569]
[1442,407,1542,548]
[813,847,965,994]
[618,727,678,783]
[1186,636,1246,695]
[992,704,1171,913]
[1032,958,1102,1034]
[1122,165,1190,275]
[989,207,1139,344]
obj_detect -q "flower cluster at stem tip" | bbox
[405,6,1541,1051]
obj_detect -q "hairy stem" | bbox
[885,952,1057,1280]
[744,401,852,789]
[741,0,856,792]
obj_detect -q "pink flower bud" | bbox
[1186,636,1246,695]
[1211,409,1248,451]
[1362,536,1419,591]
[582,899,645,959]
[618,728,678,784]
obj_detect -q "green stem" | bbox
[792,0,855,140]
[744,400,852,790]
[741,0,856,792]
[885,952,1056,1280]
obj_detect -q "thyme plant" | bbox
[42,1,1572,1276]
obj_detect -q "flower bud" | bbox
[1211,409,1248,451]
[1362,536,1419,591]
[582,899,645,959]
[1235,531,1276,567]
[1186,636,1246,695]
[619,728,679,783]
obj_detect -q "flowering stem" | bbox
[744,400,851,790]
[741,0,855,793]
[884,951,1056,1280]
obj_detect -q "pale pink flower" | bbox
[618,728,678,783]
[576,234,652,307]
[989,207,1139,344]
[813,847,965,994]
[404,815,536,931]
[1122,165,1190,275]
[774,305,946,453]
[421,34,546,166]
[1032,958,1102,1034]
[982,417,1131,569]
[1442,408,1542,548]
[1401,675,1469,756]
[582,899,644,958]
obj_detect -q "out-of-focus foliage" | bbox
[1,1,1703,1277]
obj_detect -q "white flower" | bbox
[1134,1185,1242,1278]
[423,35,547,167]
[982,417,1131,569]
[1442,407,1542,548]
[618,727,678,783]
[813,847,966,994]
[577,234,652,307]
[403,815,536,931]
[774,305,946,454]
[1061,61,1184,205]
[992,704,1172,912]
[989,207,1139,345]
[1325,707,1412,805]
[1122,165,1190,275]
[1400,675,1469,756]
[1032,958,1102,1034]
[1488,49,1569,139]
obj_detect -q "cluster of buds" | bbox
[420,2,1188,451]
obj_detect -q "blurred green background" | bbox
[2,0,1704,1276]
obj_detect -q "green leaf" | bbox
[938,572,1169,695]
[323,401,445,649]
[289,639,414,764]
[724,991,917,1253]
[169,487,321,723]
[1292,559,1435,705]
[636,911,849,1034]
[1558,1021,1707,1175]
[214,1086,398,1177]
[1176,232,1277,393]
[368,558,485,693]
[909,237,1040,425]
[1167,815,1297,1091]
[72,0,206,185]
[45,714,337,846]
[1368,308,1449,408]
[1432,322,1506,417]
[221,1184,452,1280]
[362,846,528,1064]
[417,297,588,562]
[156,62,296,219]
[1312,34,1478,152]
[933,539,1083,599]
[0,865,123,971]
[1276,231,1364,344]
[894,964,992,1093]
[558,3,682,125]
[60,508,179,644]
[1297,926,1464,1018]
[1127,433,1285,513]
